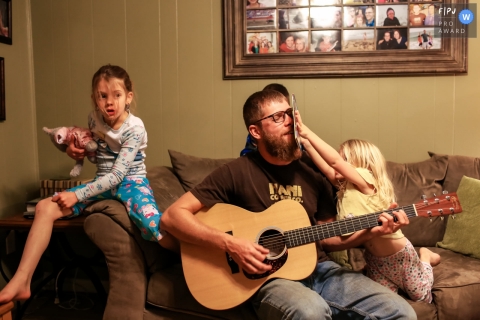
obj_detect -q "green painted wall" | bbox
[2,0,480,217]
[0,0,38,217]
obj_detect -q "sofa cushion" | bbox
[168,149,235,192]
[437,176,480,259]
[428,151,480,193]
[386,155,449,247]
[429,247,480,320]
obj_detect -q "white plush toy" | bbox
[43,126,98,177]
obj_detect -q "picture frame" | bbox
[223,0,468,79]
[0,0,11,45]
[0,58,4,121]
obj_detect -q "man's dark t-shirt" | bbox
[190,151,337,261]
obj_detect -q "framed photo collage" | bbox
[246,0,442,54]
[222,0,467,79]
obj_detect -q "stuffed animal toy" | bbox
[43,126,98,177]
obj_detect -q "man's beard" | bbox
[262,129,302,162]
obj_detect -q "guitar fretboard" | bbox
[284,205,417,248]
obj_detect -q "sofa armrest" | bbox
[83,199,179,319]
[84,212,147,320]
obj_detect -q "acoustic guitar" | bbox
[181,192,462,310]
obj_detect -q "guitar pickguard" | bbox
[243,250,289,279]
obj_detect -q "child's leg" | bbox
[419,247,441,266]
[116,177,179,252]
[159,233,180,253]
[0,198,72,303]
[400,241,435,302]
[364,251,399,293]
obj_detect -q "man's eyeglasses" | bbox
[253,108,293,125]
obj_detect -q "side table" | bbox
[0,213,107,319]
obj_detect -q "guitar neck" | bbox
[285,204,416,248]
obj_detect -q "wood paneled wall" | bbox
[30,0,480,182]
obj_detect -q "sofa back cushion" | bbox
[429,151,480,193]
[386,155,449,247]
[168,149,235,192]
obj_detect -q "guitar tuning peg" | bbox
[441,216,444,221]
[442,190,449,194]
[429,217,433,222]
[433,193,437,197]
[452,215,456,219]
[421,195,427,200]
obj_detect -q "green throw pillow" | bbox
[437,176,480,259]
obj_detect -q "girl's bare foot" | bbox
[419,247,441,266]
[0,275,31,303]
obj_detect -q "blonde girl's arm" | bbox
[301,139,337,185]
[295,111,372,194]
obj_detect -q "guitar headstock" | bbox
[415,192,462,220]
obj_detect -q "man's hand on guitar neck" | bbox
[226,237,272,274]
[371,203,409,237]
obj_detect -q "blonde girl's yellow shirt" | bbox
[337,167,404,239]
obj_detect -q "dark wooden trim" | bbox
[223,0,468,79]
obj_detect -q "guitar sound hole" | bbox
[244,228,288,280]
[258,229,286,259]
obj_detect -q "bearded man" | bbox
[161,90,416,319]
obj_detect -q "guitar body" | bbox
[181,192,462,311]
[181,200,317,310]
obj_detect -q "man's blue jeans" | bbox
[252,261,417,320]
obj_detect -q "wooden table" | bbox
[0,213,106,320]
[0,213,86,231]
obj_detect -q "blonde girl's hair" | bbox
[337,139,396,205]
[91,64,136,113]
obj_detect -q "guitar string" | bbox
[259,199,451,247]
[258,206,414,251]
[258,200,454,250]
[259,206,424,250]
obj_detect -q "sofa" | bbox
[83,150,480,320]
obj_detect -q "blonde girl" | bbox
[295,111,440,303]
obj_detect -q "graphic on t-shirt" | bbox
[269,183,303,203]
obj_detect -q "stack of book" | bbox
[24,178,92,218]
[40,178,92,198]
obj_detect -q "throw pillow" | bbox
[428,151,480,193]
[386,155,449,247]
[168,150,235,192]
[437,176,480,259]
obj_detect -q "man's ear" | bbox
[249,124,262,140]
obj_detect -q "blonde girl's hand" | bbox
[298,136,312,149]
[294,110,310,139]
[52,192,78,209]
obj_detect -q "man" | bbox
[240,83,290,156]
[409,4,426,26]
[365,6,375,27]
[383,7,401,26]
[377,30,395,50]
[161,90,417,319]
[421,29,429,49]
[424,4,436,26]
